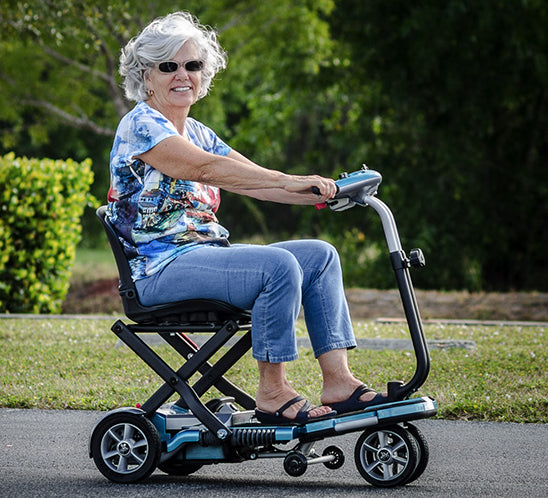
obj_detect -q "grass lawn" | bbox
[0,317,545,423]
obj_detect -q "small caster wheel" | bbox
[284,451,308,477]
[90,411,160,483]
[354,424,418,487]
[322,445,345,469]
[403,422,430,484]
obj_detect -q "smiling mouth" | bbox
[173,86,192,93]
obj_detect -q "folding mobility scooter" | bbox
[89,166,437,487]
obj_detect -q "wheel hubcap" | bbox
[100,422,149,474]
[377,448,392,463]
[360,429,411,481]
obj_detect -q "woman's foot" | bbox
[255,395,334,425]
[256,360,333,422]
[322,383,387,414]
[320,380,387,407]
[256,389,333,421]
[317,349,387,411]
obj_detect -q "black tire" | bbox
[354,424,418,487]
[322,445,345,469]
[90,412,161,483]
[403,422,430,484]
[284,452,308,477]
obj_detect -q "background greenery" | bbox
[0,154,94,313]
[1,0,546,292]
[1,318,545,423]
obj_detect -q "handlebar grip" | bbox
[312,186,340,196]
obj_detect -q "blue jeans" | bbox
[135,240,356,363]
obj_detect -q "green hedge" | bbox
[0,153,95,313]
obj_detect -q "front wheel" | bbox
[354,424,418,487]
[90,411,161,483]
[403,422,430,484]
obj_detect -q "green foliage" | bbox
[320,228,393,289]
[328,0,548,291]
[1,0,547,291]
[0,153,96,313]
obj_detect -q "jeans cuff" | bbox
[313,340,357,358]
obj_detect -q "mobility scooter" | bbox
[89,166,437,487]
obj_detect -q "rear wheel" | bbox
[90,411,161,483]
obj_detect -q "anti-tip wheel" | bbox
[354,424,418,487]
[90,411,161,483]
[284,451,308,477]
[322,445,345,469]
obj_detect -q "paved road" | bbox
[1,408,546,497]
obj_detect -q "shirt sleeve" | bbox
[186,117,231,156]
[123,104,180,161]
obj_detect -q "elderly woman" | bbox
[107,11,385,424]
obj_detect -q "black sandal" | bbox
[255,396,335,425]
[326,384,386,414]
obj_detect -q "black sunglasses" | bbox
[156,60,204,73]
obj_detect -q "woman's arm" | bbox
[135,135,336,202]
[225,151,323,205]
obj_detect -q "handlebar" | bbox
[314,166,383,211]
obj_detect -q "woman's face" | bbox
[145,41,203,113]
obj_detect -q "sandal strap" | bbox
[349,384,375,401]
[275,395,308,417]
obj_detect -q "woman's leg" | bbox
[317,349,386,405]
[136,244,303,363]
[271,240,386,405]
[270,240,356,357]
[136,243,333,418]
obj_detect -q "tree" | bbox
[328,0,548,291]
[1,0,546,291]
[0,0,336,238]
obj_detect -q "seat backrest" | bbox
[96,205,149,319]
[96,206,136,297]
[96,206,251,325]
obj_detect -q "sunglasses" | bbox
[156,60,204,73]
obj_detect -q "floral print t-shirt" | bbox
[107,101,231,281]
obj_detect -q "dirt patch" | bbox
[63,278,548,322]
[345,288,548,322]
[63,279,122,315]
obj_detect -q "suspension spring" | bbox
[232,428,276,447]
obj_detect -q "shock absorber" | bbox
[231,428,277,447]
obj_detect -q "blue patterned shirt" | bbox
[107,101,231,281]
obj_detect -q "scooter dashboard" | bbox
[324,166,382,212]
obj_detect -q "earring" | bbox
[147,89,155,97]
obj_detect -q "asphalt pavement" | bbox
[1,408,547,497]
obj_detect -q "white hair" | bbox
[120,11,227,102]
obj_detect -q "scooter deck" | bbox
[156,396,437,456]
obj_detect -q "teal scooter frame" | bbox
[89,167,437,487]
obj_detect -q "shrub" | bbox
[0,153,95,313]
